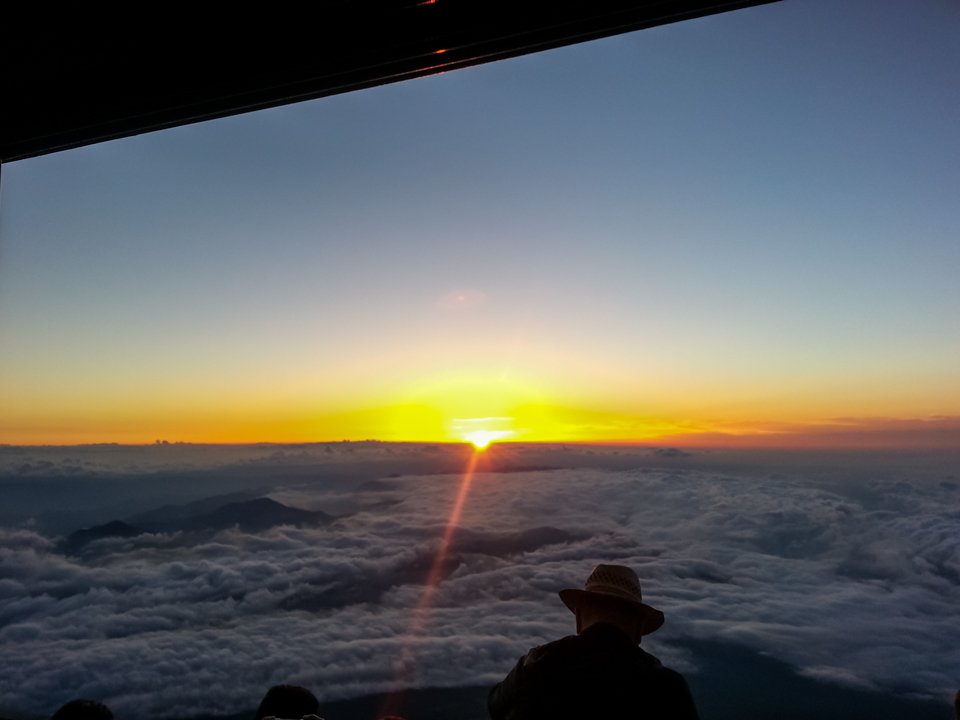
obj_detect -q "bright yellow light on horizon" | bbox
[463,429,514,449]
[451,416,517,448]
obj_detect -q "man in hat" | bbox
[488,564,699,719]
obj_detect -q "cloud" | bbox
[1,465,959,718]
[0,442,433,479]
[650,447,692,457]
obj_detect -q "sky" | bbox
[1,0,958,446]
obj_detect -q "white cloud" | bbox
[1,466,958,717]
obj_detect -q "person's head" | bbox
[574,593,650,642]
[254,685,319,720]
[50,700,113,720]
[558,564,664,644]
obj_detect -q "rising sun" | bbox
[463,430,509,449]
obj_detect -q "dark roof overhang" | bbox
[1,1,780,163]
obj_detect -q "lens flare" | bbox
[380,449,482,716]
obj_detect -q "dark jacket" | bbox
[488,623,699,720]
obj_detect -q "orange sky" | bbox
[3,394,958,449]
[1,1,958,449]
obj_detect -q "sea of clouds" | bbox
[1,462,959,718]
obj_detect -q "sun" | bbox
[450,416,516,449]
[463,429,513,449]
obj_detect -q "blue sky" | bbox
[0,0,958,444]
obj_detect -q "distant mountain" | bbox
[178,497,334,534]
[62,520,141,552]
[62,497,336,552]
[358,478,400,491]
[127,491,265,531]
[681,639,953,720]
[127,496,335,535]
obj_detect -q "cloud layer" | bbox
[1,464,959,718]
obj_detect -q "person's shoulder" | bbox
[488,634,584,720]
[527,635,577,657]
[657,664,690,684]
[640,649,697,685]
[645,656,697,696]
[523,633,579,664]
[636,652,700,718]
[641,650,685,675]
[638,647,664,668]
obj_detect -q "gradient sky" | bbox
[1,0,958,446]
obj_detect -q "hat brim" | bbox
[559,589,665,636]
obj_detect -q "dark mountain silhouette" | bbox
[62,520,141,551]
[681,639,953,720]
[127,496,335,535]
[62,497,337,553]
[127,491,264,531]
[178,497,334,533]
[358,478,400,491]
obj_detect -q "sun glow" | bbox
[463,429,513,449]
[450,416,516,448]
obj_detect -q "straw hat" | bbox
[559,564,664,635]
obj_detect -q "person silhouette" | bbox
[488,564,699,720]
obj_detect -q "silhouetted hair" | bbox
[50,700,113,720]
[254,685,319,720]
